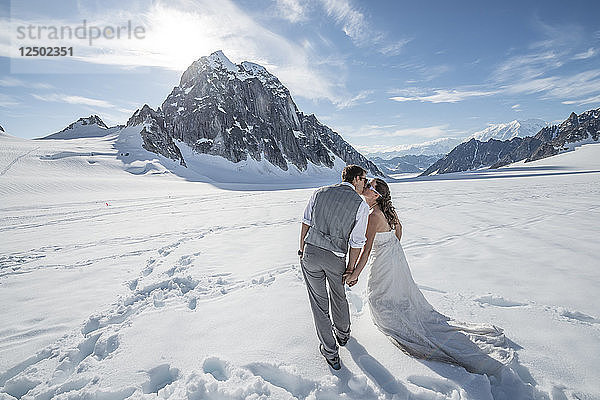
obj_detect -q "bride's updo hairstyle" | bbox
[373,178,400,228]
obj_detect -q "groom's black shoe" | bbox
[319,344,341,370]
[335,332,349,347]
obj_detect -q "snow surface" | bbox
[1,132,599,399]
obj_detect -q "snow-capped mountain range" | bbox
[365,120,548,173]
[466,119,548,142]
[38,51,381,181]
[422,108,600,176]
[364,137,462,159]
[27,50,596,181]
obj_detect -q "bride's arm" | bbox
[347,215,377,285]
[394,221,402,242]
[393,209,402,241]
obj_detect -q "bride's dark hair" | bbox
[373,178,399,228]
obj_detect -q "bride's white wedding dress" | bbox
[367,230,515,375]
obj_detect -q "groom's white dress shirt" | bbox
[302,182,370,257]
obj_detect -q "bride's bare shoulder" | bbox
[368,209,389,231]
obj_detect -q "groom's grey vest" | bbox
[305,183,363,255]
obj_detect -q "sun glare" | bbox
[144,5,222,71]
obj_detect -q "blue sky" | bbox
[1,0,599,153]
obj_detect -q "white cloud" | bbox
[490,19,600,104]
[387,61,451,83]
[334,89,373,109]
[0,77,53,89]
[390,88,498,104]
[320,0,374,46]
[32,93,114,108]
[378,39,412,56]
[494,51,565,82]
[562,94,600,106]
[502,69,600,101]
[344,123,451,139]
[317,0,410,55]
[0,94,20,107]
[273,0,308,23]
[511,104,521,112]
[2,0,349,105]
[573,48,597,60]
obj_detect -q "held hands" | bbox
[342,268,353,284]
[342,268,359,287]
[346,270,360,287]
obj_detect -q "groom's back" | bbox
[305,184,363,255]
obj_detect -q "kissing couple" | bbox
[298,165,514,374]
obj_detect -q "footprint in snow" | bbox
[202,357,230,381]
[142,364,180,394]
[557,308,599,324]
[474,294,528,308]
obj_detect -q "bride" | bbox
[345,178,514,376]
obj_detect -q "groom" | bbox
[298,164,369,370]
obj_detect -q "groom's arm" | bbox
[343,247,362,282]
[299,223,310,254]
[299,191,317,255]
[344,201,369,283]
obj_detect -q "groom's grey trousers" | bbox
[301,243,351,360]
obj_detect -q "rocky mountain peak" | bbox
[0,124,4,132]
[206,50,238,72]
[70,115,108,130]
[129,51,381,177]
[127,104,163,127]
[179,51,290,101]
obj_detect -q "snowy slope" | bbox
[1,134,599,399]
[467,119,548,142]
[117,121,352,185]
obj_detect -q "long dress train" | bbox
[367,231,514,376]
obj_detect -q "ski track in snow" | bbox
[0,217,297,278]
[0,192,269,234]
[402,204,600,252]
[0,147,39,177]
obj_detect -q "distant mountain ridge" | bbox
[422,108,600,176]
[40,115,120,140]
[370,154,443,174]
[364,137,462,159]
[467,119,548,142]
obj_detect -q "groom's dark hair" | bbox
[342,164,366,183]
